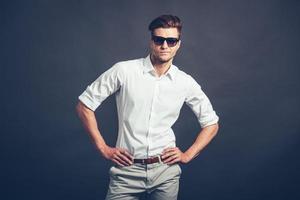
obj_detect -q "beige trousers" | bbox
[105,161,182,200]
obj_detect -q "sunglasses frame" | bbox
[151,35,180,47]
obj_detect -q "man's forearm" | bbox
[184,123,219,162]
[76,102,134,166]
[76,102,108,154]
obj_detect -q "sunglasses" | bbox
[151,35,180,47]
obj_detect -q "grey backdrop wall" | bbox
[1,0,300,199]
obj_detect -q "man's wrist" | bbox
[183,151,193,163]
[97,143,109,155]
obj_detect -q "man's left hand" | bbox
[161,147,189,164]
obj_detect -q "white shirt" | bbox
[78,55,219,158]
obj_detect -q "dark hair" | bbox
[148,15,182,38]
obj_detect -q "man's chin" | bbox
[157,56,172,63]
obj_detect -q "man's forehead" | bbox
[152,27,179,37]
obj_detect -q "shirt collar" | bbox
[143,54,177,81]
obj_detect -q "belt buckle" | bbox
[142,159,145,164]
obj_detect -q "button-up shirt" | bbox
[78,55,219,158]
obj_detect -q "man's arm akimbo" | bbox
[161,123,219,164]
[184,123,219,162]
[76,101,133,166]
[76,101,108,154]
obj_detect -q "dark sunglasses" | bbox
[151,35,179,47]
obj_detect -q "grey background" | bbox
[1,0,300,199]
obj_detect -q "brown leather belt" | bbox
[133,155,162,164]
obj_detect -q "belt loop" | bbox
[158,155,162,163]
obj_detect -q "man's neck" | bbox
[150,54,173,77]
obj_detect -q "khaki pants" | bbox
[105,161,182,200]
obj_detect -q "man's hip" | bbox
[105,158,182,200]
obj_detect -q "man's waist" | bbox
[133,155,162,164]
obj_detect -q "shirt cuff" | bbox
[78,92,100,111]
[200,115,219,128]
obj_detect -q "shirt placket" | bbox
[146,75,161,158]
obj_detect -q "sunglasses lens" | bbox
[166,38,178,47]
[153,37,165,45]
[152,36,179,47]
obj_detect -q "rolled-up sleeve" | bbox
[184,75,219,128]
[78,63,124,111]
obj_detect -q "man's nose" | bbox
[161,40,168,48]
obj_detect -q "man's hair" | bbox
[148,15,182,38]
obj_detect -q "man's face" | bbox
[150,27,181,64]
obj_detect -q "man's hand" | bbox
[102,146,134,167]
[161,147,190,165]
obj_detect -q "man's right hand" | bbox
[101,145,134,167]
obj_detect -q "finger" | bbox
[118,152,133,165]
[162,148,175,155]
[112,158,124,167]
[115,148,130,165]
[162,150,177,159]
[162,147,171,154]
[121,150,134,161]
[166,157,180,165]
[162,147,176,154]
[117,148,134,161]
[113,151,127,165]
[163,154,178,163]
[161,153,172,160]
[164,153,179,163]
[114,154,128,166]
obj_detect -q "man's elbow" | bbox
[76,101,88,116]
[213,123,219,136]
[76,102,82,114]
[203,123,219,137]
[76,101,94,116]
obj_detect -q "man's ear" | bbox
[177,40,181,49]
[149,39,153,47]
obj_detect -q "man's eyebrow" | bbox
[153,35,179,39]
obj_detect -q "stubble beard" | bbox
[152,53,174,65]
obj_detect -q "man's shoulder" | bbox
[108,57,144,76]
[172,64,193,80]
[114,57,144,67]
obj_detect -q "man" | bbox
[76,15,219,200]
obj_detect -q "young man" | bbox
[76,15,219,200]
